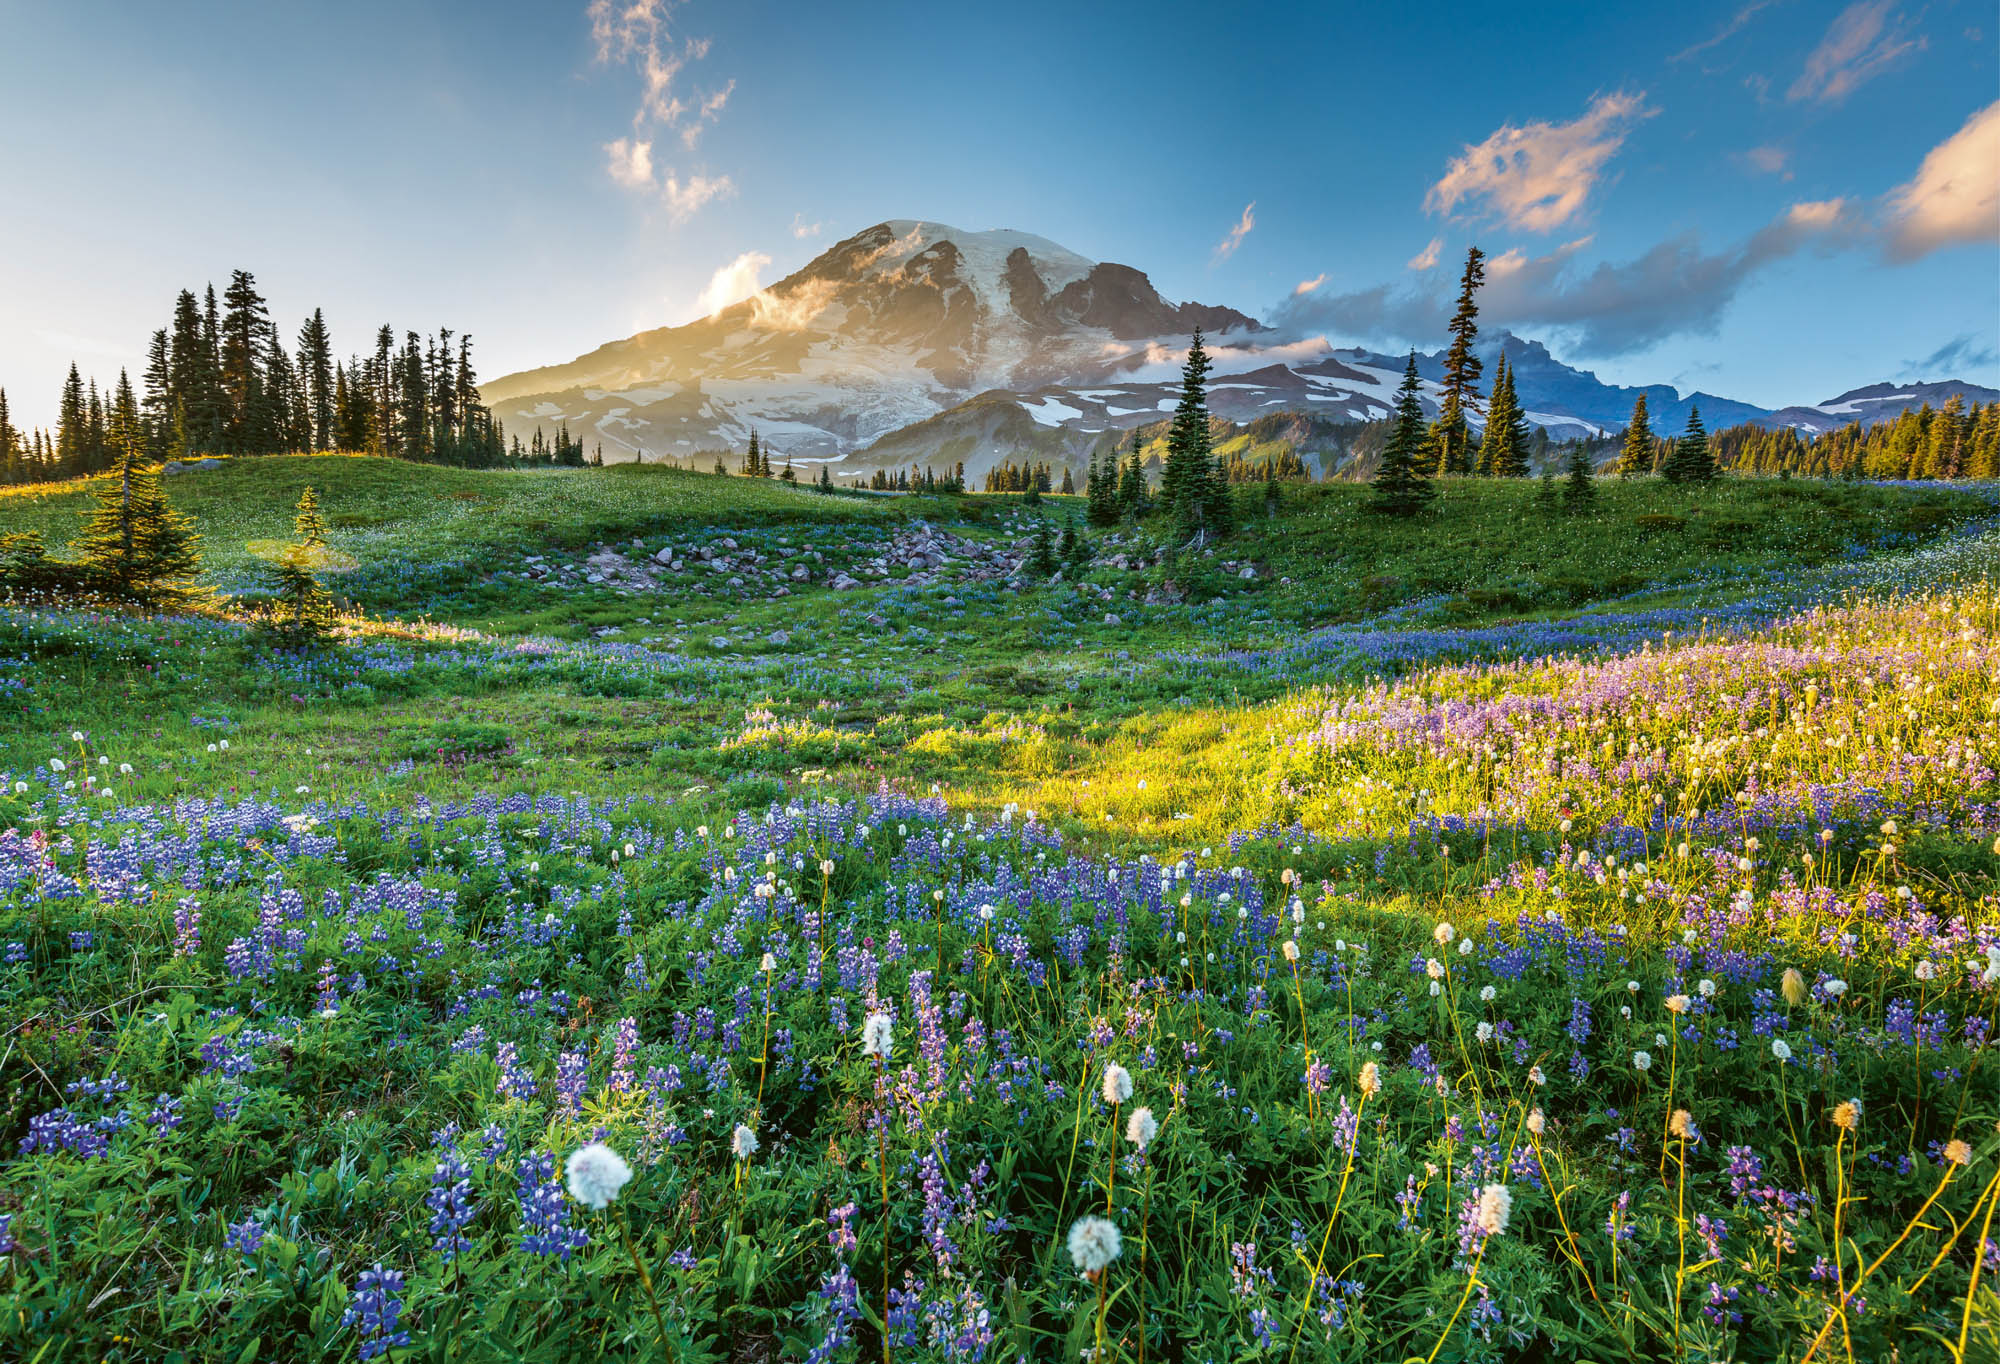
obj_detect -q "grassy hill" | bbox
[2,456,1998,1361]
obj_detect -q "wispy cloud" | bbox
[603,137,655,189]
[1406,237,1443,270]
[1292,273,1326,296]
[682,79,733,148]
[1670,0,1782,64]
[1882,99,2000,261]
[1273,199,1861,356]
[1212,202,1255,262]
[1425,92,1653,233]
[791,214,824,239]
[694,250,771,317]
[1741,144,1791,177]
[1907,332,1998,378]
[586,0,733,218]
[1789,2,1923,104]
[661,171,735,221]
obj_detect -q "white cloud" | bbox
[1883,99,2000,260]
[695,250,771,317]
[1425,92,1653,233]
[1212,202,1256,262]
[1743,144,1790,177]
[1272,200,1861,356]
[587,1,733,220]
[1789,2,1923,104]
[1670,0,1782,63]
[791,214,824,239]
[750,277,839,332]
[662,172,735,221]
[604,137,655,189]
[1292,273,1326,296]
[682,79,734,148]
[1406,237,1443,271]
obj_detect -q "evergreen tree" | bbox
[0,389,16,484]
[56,364,86,476]
[1263,460,1281,516]
[294,484,327,546]
[1663,406,1716,484]
[1029,521,1057,576]
[1433,246,1486,475]
[1056,519,1076,562]
[1060,466,1075,495]
[258,487,337,650]
[1370,354,1437,517]
[1616,393,1654,477]
[818,463,834,492]
[1563,444,1595,511]
[1477,355,1530,477]
[297,309,335,451]
[219,269,275,453]
[782,457,797,483]
[141,330,173,458]
[72,423,204,608]
[1160,331,1230,541]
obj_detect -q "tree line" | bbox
[0,269,564,483]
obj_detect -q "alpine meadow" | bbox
[2,4,1999,1362]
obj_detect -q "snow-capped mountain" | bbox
[480,220,1259,461]
[482,219,1997,478]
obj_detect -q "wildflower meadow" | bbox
[2,462,1998,1362]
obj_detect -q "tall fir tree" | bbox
[298,309,335,451]
[1663,406,1716,484]
[219,269,275,453]
[1433,246,1486,475]
[73,417,204,608]
[1371,354,1437,516]
[56,364,86,476]
[1477,355,1530,477]
[1563,444,1596,510]
[1616,393,1654,477]
[1160,331,1230,541]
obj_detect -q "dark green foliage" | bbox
[1369,354,1437,517]
[1029,520,1057,576]
[1564,444,1596,511]
[1617,393,1654,477]
[1476,355,1530,478]
[70,434,206,609]
[1663,406,1717,484]
[1433,246,1486,476]
[1159,331,1231,542]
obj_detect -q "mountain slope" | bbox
[483,218,1997,479]
[481,220,1260,461]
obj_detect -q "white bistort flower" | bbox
[1101,1063,1133,1106]
[1125,1106,1158,1151]
[1633,1051,1653,1072]
[861,1012,894,1059]
[1475,1184,1512,1236]
[1771,1039,1793,1062]
[565,1142,633,1210]
[1067,1216,1123,1274]
[732,1124,759,1159]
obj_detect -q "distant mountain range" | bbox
[482,220,1997,479]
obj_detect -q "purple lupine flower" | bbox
[316,959,340,1015]
[225,1219,265,1256]
[555,1050,588,1118]
[609,1017,639,1093]
[342,1264,411,1359]
[517,1152,588,1259]
[495,1043,536,1101]
[428,1153,476,1261]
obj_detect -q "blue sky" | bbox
[1,0,1994,427]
